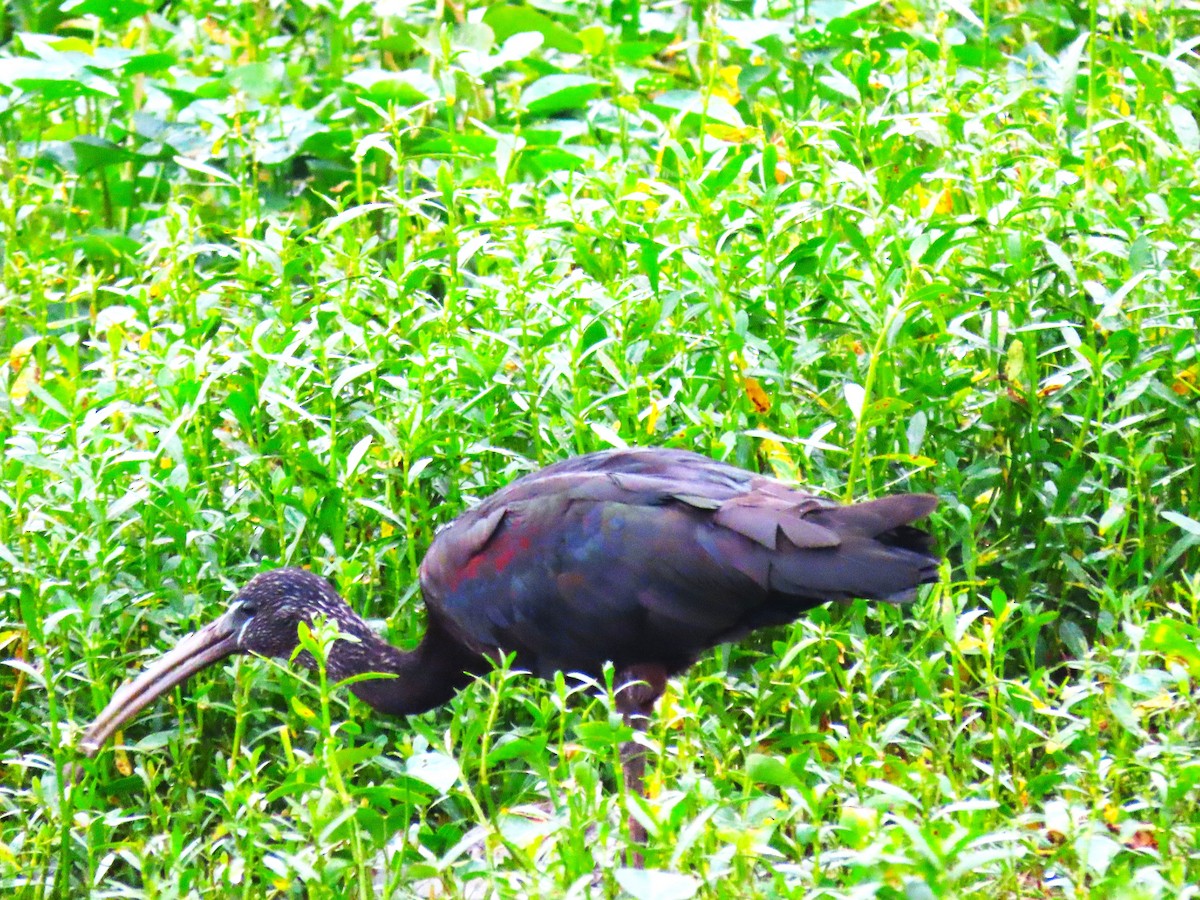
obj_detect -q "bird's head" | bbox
[80,568,351,757]
[223,567,354,658]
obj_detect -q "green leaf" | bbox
[1043,238,1078,285]
[746,752,801,789]
[639,239,662,296]
[1058,619,1089,658]
[1075,834,1123,876]
[646,90,744,128]
[1004,339,1026,387]
[345,68,439,104]
[0,57,117,98]
[1107,694,1141,734]
[1166,104,1199,152]
[86,46,173,76]
[520,75,601,116]
[1161,510,1200,538]
[517,146,591,176]
[906,410,927,456]
[483,5,582,53]
[119,52,175,77]
[1097,499,1126,535]
[61,0,151,23]
[1143,620,1200,676]
[406,752,461,793]
[70,135,138,173]
[486,734,548,765]
[225,61,284,100]
[843,382,865,422]
[343,435,373,481]
[62,231,141,263]
[614,869,699,900]
[588,421,627,450]
[318,202,393,236]
[256,106,328,164]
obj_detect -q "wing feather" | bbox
[421,448,939,678]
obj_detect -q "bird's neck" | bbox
[323,616,481,717]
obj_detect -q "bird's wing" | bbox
[420,449,937,677]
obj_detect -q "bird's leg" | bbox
[615,663,667,867]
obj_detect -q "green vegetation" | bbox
[2,0,1199,895]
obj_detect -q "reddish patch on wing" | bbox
[454,528,532,588]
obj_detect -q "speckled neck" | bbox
[324,616,482,717]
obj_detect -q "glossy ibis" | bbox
[81,447,938,848]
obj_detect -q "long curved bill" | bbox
[80,612,241,757]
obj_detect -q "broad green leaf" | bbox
[1144,620,1200,676]
[523,146,593,175]
[614,869,699,900]
[1167,104,1199,151]
[746,752,801,788]
[406,752,461,793]
[86,46,173,75]
[647,90,744,128]
[1076,834,1123,876]
[0,57,117,98]
[1059,620,1089,658]
[61,0,151,23]
[256,106,328,164]
[70,135,138,173]
[62,231,141,263]
[345,68,438,104]
[483,5,582,52]
[520,75,601,116]
[1043,239,1078,284]
[1004,339,1026,387]
[1098,500,1126,535]
[226,62,285,100]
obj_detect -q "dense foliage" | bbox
[2,0,1198,895]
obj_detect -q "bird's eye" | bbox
[238,601,257,617]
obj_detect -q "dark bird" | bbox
[81,447,938,848]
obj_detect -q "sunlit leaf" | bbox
[344,68,438,104]
[647,90,744,128]
[406,752,461,793]
[589,421,627,449]
[483,5,582,53]
[1161,510,1200,538]
[844,382,865,422]
[1167,104,1199,152]
[746,752,801,788]
[614,868,699,900]
[520,75,601,116]
[0,57,118,98]
[61,0,150,23]
[1144,620,1200,676]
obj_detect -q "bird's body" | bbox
[420,448,937,681]
[81,447,939,854]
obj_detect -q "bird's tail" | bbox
[773,493,940,604]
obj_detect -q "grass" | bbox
[2,0,1199,896]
